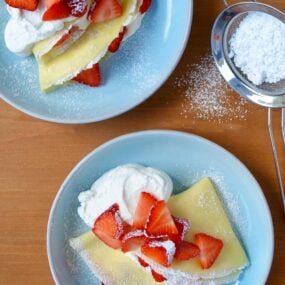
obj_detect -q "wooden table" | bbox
[0,0,284,284]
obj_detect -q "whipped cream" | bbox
[4,3,79,56]
[78,164,173,227]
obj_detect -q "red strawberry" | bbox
[139,0,152,14]
[141,240,175,267]
[137,256,149,267]
[92,203,125,249]
[88,0,122,24]
[174,241,200,261]
[53,26,79,48]
[67,0,88,17]
[121,230,148,253]
[132,192,158,230]
[195,233,223,269]
[173,216,190,239]
[73,63,101,87]
[5,0,39,11]
[168,216,190,246]
[146,200,178,237]
[42,0,70,21]
[108,26,127,53]
[151,269,167,282]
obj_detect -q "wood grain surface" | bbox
[0,0,285,284]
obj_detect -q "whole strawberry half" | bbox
[5,0,39,11]
[92,203,125,249]
[195,233,224,269]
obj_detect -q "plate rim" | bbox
[0,0,193,124]
[47,129,274,284]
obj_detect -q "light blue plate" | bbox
[0,1,192,123]
[47,130,274,285]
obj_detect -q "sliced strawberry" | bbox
[146,200,178,237]
[108,26,127,53]
[137,256,149,267]
[73,63,101,87]
[195,233,223,269]
[5,0,39,11]
[67,0,88,17]
[88,0,122,24]
[168,216,190,246]
[92,203,125,249]
[141,240,175,267]
[42,0,70,21]
[173,216,190,239]
[174,241,200,261]
[139,0,152,14]
[53,26,79,48]
[132,192,158,230]
[121,230,148,253]
[151,269,167,282]
[43,0,58,7]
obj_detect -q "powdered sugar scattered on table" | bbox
[175,54,250,123]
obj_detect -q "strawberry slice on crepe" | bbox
[88,0,122,23]
[73,63,101,87]
[141,239,176,267]
[145,200,178,237]
[42,0,71,21]
[92,203,125,249]
[195,233,224,269]
[132,191,158,230]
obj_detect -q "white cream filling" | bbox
[4,3,77,56]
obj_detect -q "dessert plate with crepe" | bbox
[0,1,192,123]
[47,130,274,284]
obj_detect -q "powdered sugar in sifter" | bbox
[211,0,285,212]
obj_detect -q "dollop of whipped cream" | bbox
[4,3,80,56]
[78,164,173,227]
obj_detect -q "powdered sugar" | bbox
[229,12,285,85]
[148,240,176,265]
[191,169,247,237]
[174,217,190,240]
[176,54,249,122]
[68,0,88,16]
[123,230,145,241]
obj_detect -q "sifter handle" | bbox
[223,0,256,7]
[268,108,285,214]
[282,108,285,144]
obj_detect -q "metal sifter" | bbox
[211,0,285,212]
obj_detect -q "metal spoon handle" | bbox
[268,108,285,213]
